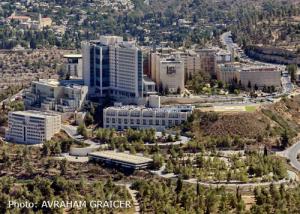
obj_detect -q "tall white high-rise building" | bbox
[82,36,143,103]
[150,53,184,93]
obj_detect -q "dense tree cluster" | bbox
[0,176,131,213]
[230,1,300,48]
[94,128,156,143]
[251,184,300,213]
[165,152,287,182]
[42,139,76,156]
[133,178,300,214]
[132,179,245,213]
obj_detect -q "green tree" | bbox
[77,123,88,138]
[287,64,298,83]
[152,153,163,169]
[175,176,183,195]
[280,129,289,149]
[84,112,94,126]
[247,81,252,89]
[59,159,68,175]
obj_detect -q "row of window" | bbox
[9,133,44,139]
[105,118,183,126]
[106,112,186,119]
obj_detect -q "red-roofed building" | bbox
[7,15,31,23]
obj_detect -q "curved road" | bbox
[62,125,190,147]
[151,162,298,188]
[61,125,103,156]
[277,141,300,171]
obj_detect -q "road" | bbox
[0,89,24,106]
[55,154,89,163]
[277,141,300,171]
[61,124,79,139]
[220,31,240,55]
[145,132,190,146]
[61,124,103,156]
[219,31,297,104]
[151,164,297,188]
[116,183,140,214]
[62,124,191,147]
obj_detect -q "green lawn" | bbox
[245,106,257,112]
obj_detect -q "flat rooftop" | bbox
[34,79,85,89]
[241,66,279,72]
[10,110,60,118]
[34,79,60,87]
[63,54,82,58]
[89,151,153,165]
[143,76,156,85]
[105,105,194,113]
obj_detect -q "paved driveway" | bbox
[277,141,300,171]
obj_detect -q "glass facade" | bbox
[89,45,110,94]
[89,48,95,87]
[138,50,143,97]
[95,47,101,87]
[86,41,144,100]
[102,46,110,88]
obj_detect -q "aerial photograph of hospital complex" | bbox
[1,0,300,213]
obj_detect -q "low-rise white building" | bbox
[103,99,193,131]
[239,66,282,88]
[217,63,282,89]
[6,111,61,144]
[217,63,240,84]
[24,79,88,112]
[89,151,153,170]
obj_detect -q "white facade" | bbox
[217,64,282,88]
[216,50,232,64]
[150,48,217,84]
[143,75,157,96]
[239,66,282,88]
[64,54,83,79]
[150,53,184,93]
[82,36,143,103]
[159,58,184,93]
[24,79,88,112]
[6,111,61,144]
[109,45,141,98]
[103,104,193,131]
[99,35,124,45]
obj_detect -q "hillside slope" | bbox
[190,95,300,148]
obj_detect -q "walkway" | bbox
[116,183,140,214]
[151,164,297,188]
[61,125,103,156]
[145,132,190,146]
[277,141,300,171]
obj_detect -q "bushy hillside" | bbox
[189,95,300,148]
[196,112,270,139]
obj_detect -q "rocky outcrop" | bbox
[245,45,300,65]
